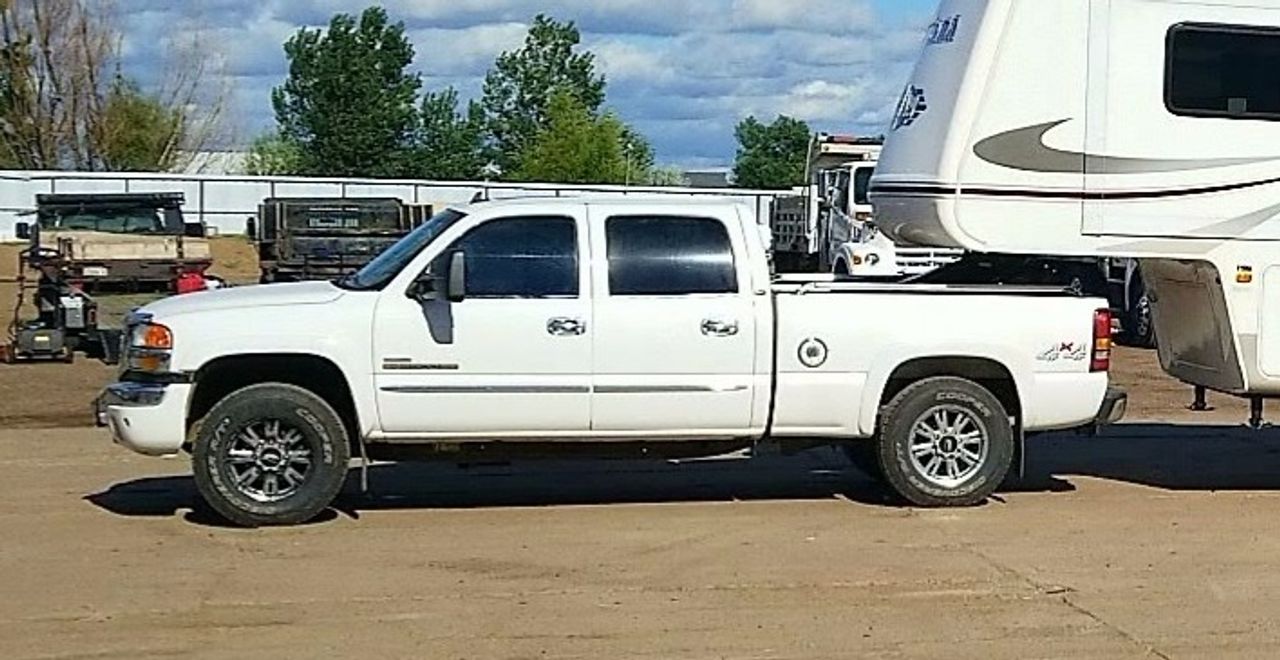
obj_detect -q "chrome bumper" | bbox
[1095,387,1128,427]
[94,381,169,427]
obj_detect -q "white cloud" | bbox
[117,0,933,166]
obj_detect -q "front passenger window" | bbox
[431,216,578,298]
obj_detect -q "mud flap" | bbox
[1015,422,1026,480]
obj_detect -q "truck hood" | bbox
[141,281,345,319]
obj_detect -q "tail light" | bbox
[1092,309,1112,372]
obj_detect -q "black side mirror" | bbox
[14,221,31,240]
[245,217,257,240]
[407,252,467,303]
[447,252,466,303]
[183,223,206,238]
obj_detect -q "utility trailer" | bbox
[770,134,960,278]
[872,0,1280,415]
[252,197,431,283]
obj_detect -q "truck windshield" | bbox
[335,208,467,291]
[40,208,167,234]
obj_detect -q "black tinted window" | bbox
[853,167,874,206]
[1167,23,1280,120]
[607,216,737,296]
[438,216,577,298]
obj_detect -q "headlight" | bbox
[126,323,173,373]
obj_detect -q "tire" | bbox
[192,383,350,527]
[876,377,1014,507]
[1120,287,1156,349]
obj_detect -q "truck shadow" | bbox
[83,424,1280,527]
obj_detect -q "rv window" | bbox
[1167,23,1280,121]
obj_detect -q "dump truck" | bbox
[16,193,211,292]
[252,197,431,283]
[769,134,960,277]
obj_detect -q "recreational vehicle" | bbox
[872,0,1280,405]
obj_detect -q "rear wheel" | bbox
[876,377,1014,507]
[1120,282,1156,348]
[192,383,350,527]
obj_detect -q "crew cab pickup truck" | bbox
[98,198,1125,527]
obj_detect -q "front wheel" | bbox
[875,377,1014,507]
[192,383,350,527]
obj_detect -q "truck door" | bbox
[587,206,759,435]
[372,212,592,436]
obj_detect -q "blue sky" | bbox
[119,0,941,169]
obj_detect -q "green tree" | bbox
[413,87,486,180]
[732,115,812,189]
[244,133,303,175]
[513,91,630,184]
[644,165,689,187]
[482,14,606,174]
[96,78,185,172]
[272,6,421,177]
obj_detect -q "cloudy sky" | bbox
[119,0,941,168]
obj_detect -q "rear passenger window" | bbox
[434,216,578,298]
[606,216,738,296]
[1167,23,1280,121]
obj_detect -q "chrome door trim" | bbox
[381,385,591,395]
[593,384,750,394]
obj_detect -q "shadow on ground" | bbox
[85,424,1280,527]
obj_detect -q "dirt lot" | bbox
[4,349,1280,658]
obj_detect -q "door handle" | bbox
[701,319,740,337]
[547,317,587,337]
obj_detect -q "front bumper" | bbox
[95,381,191,457]
[1095,387,1128,427]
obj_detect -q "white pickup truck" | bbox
[97,198,1125,526]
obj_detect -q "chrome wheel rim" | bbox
[908,405,989,489]
[224,419,314,503]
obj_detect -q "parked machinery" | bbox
[17,193,211,293]
[2,244,119,365]
[250,197,431,283]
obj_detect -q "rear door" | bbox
[587,206,760,436]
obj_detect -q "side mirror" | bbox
[407,252,467,303]
[245,217,257,240]
[14,221,31,241]
[183,223,206,238]
[447,252,466,303]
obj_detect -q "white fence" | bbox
[0,171,787,240]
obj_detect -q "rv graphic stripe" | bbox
[871,176,1280,201]
[974,119,1280,174]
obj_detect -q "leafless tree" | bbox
[0,0,226,172]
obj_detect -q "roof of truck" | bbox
[36,192,185,209]
[456,195,751,212]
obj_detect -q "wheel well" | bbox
[187,354,361,446]
[880,357,1021,420]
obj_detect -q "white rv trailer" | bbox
[872,0,1280,400]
